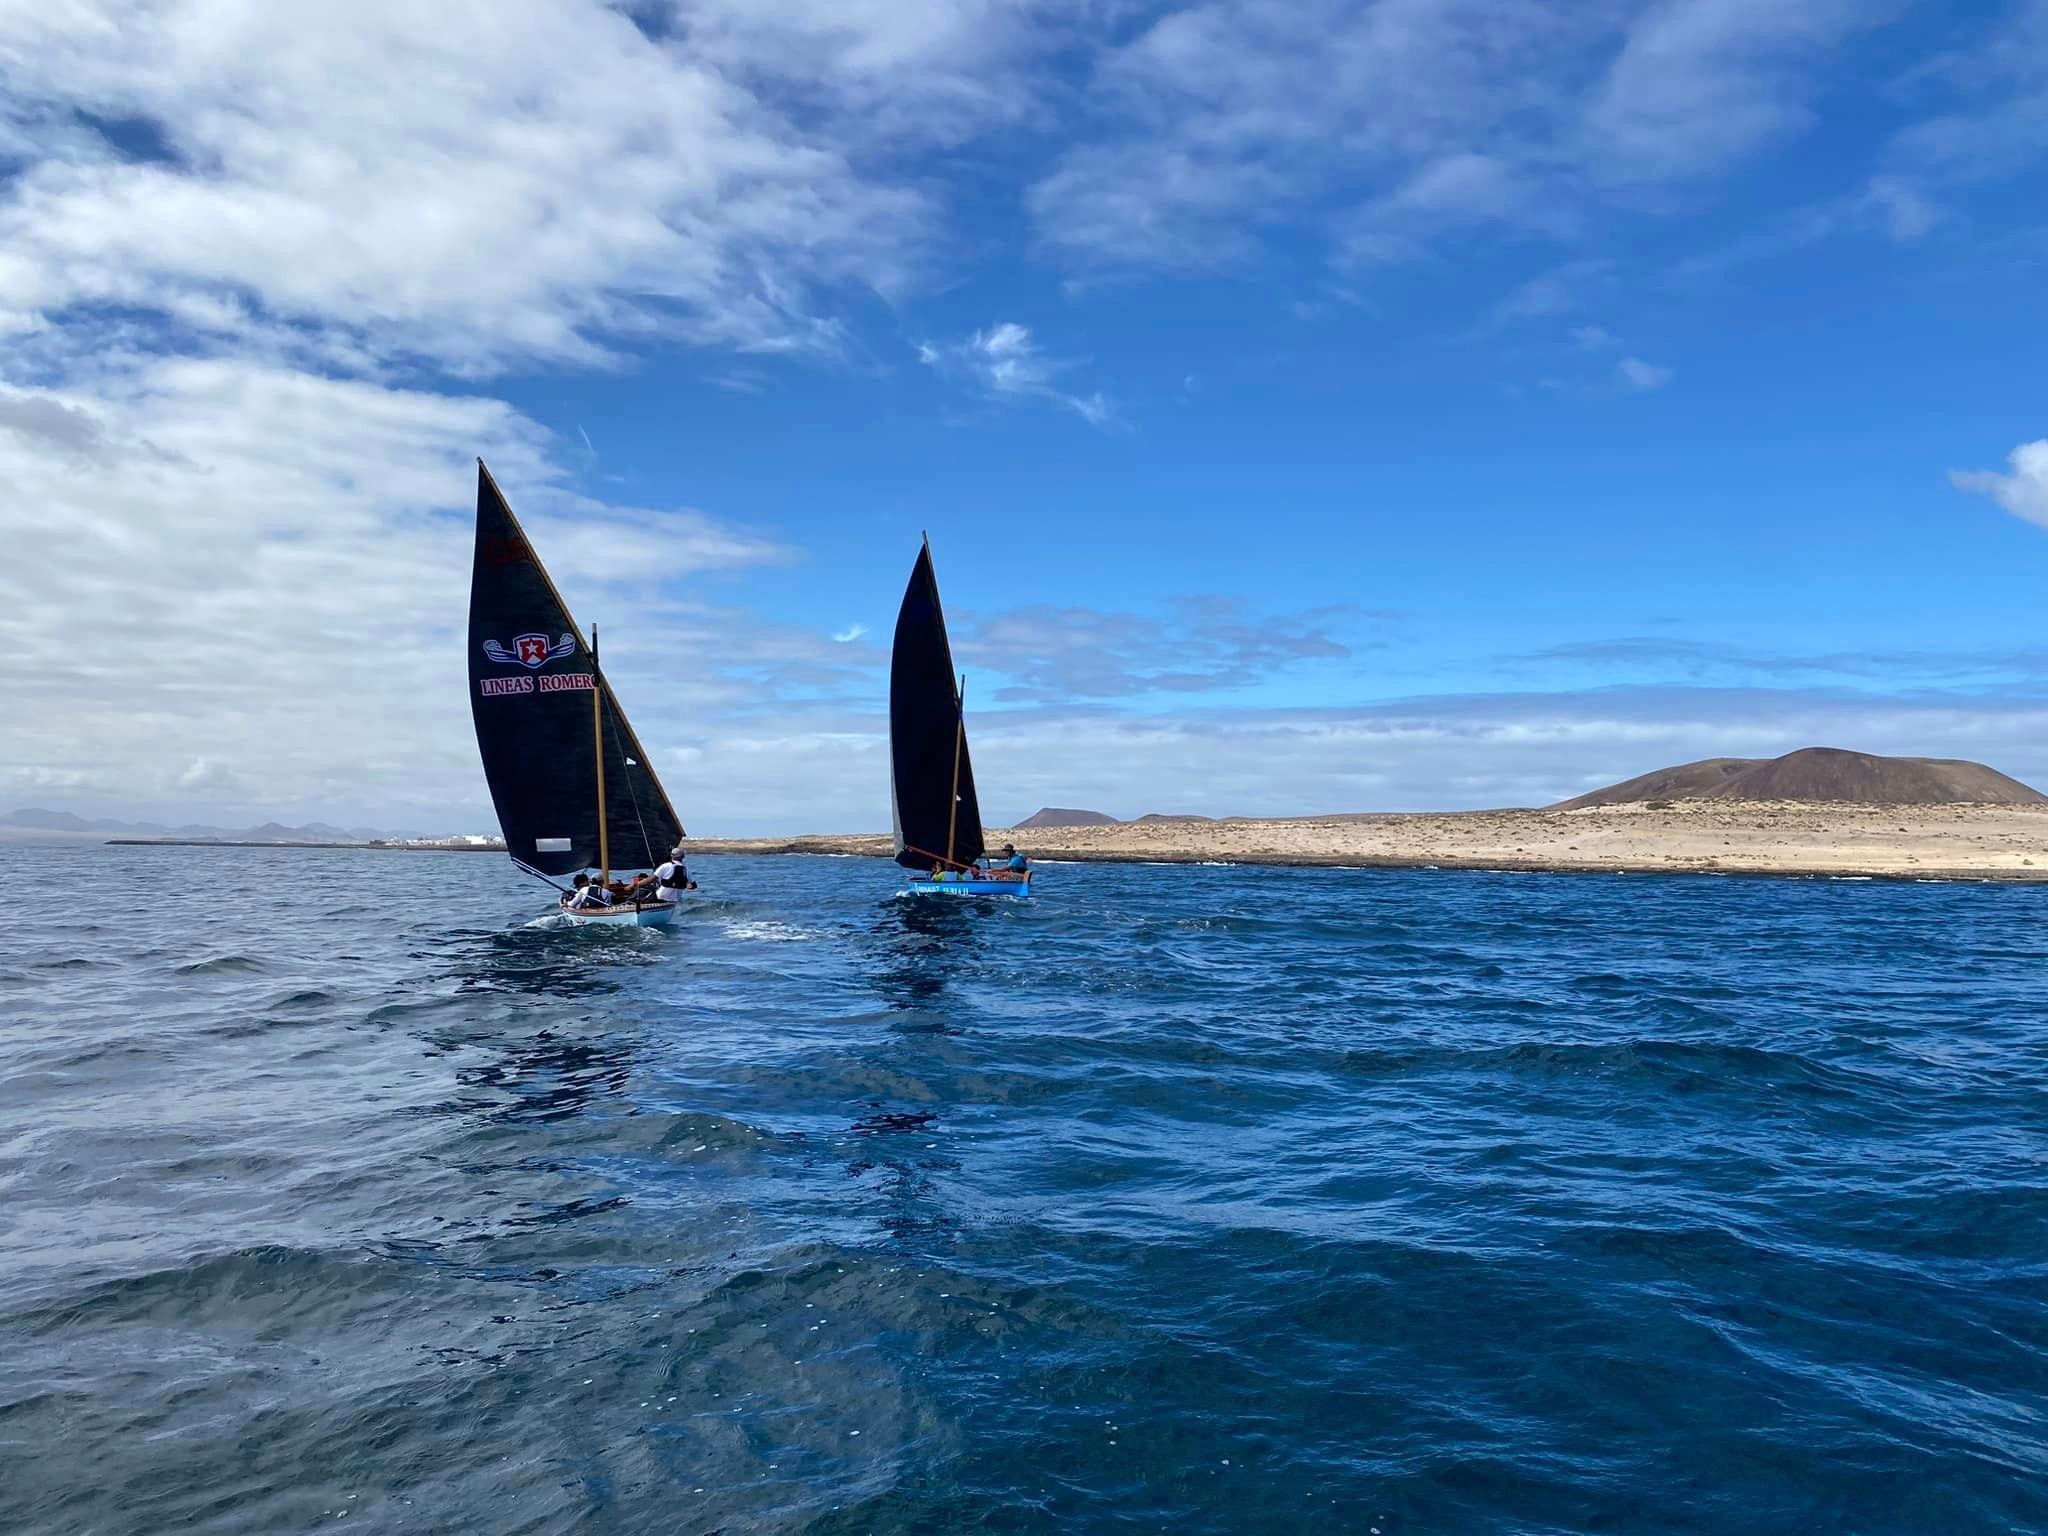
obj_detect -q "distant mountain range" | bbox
[2,807,398,842]
[1011,807,1215,828]
[1552,748,2048,810]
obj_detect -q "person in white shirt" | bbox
[654,843,695,900]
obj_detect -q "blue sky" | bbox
[2,0,2046,834]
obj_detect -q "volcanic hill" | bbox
[1014,807,1120,829]
[1553,747,2047,810]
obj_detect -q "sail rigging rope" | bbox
[612,697,656,869]
[511,857,572,894]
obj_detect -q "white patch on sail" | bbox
[535,837,573,852]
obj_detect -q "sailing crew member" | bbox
[655,844,695,899]
[615,870,660,903]
[997,842,1028,874]
[563,873,610,910]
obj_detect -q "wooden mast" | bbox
[946,672,965,870]
[592,623,610,885]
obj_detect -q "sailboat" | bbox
[889,538,1031,898]
[468,461,686,927]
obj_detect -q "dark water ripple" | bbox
[2,844,2045,1533]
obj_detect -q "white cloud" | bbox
[652,0,1080,146]
[1344,149,1575,258]
[832,623,870,643]
[706,368,770,395]
[1490,260,1615,325]
[958,598,1358,703]
[1884,0,2048,186]
[1580,0,1885,187]
[1952,439,2048,529]
[0,0,926,373]
[174,757,245,794]
[338,678,2045,834]
[1571,324,1620,350]
[1027,0,1889,276]
[0,359,793,824]
[918,321,1114,426]
[0,387,114,456]
[0,0,2026,380]
[1030,0,1583,271]
[1615,356,1673,392]
[948,687,2048,823]
[1860,175,1944,241]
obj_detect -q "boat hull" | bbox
[557,901,677,927]
[898,876,1032,898]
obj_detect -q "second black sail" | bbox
[888,540,985,872]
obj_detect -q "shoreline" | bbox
[686,844,2048,884]
[685,801,2048,885]
[105,838,504,852]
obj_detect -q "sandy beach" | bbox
[688,800,2048,882]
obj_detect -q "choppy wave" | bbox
[2,845,2045,1534]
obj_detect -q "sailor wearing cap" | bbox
[654,843,695,899]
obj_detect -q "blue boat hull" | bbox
[898,875,1033,898]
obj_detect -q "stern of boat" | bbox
[558,901,677,927]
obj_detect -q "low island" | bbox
[687,749,2048,883]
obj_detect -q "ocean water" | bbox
[3,842,2045,1535]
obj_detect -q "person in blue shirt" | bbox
[997,842,1028,874]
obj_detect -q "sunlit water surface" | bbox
[2,843,2044,1533]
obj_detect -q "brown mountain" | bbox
[1554,747,2048,810]
[1015,807,1121,829]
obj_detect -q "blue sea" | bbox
[3,842,2045,1534]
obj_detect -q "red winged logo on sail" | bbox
[482,632,577,669]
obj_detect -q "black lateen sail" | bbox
[889,541,984,872]
[468,462,682,877]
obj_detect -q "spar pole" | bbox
[946,673,965,869]
[592,624,610,886]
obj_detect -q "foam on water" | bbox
[1,842,2045,1534]
[723,919,828,944]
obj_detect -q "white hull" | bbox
[557,901,676,927]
